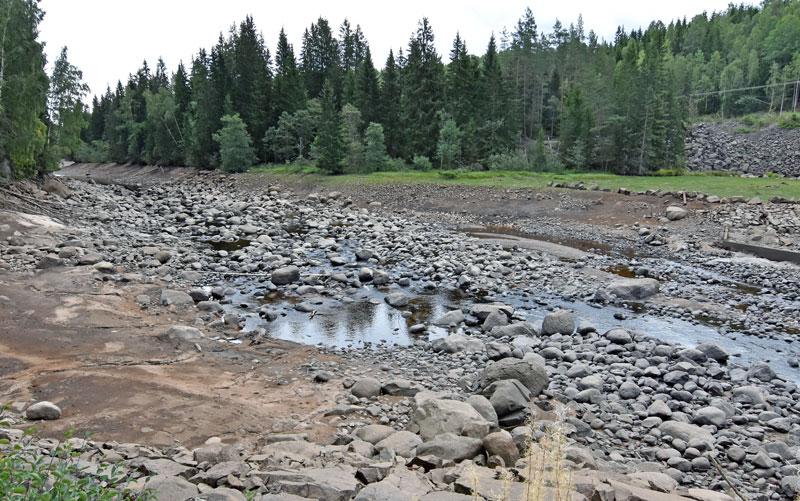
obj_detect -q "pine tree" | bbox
[477,34,512,160]
[213,113,256,172]
[313,79,345,173]
[274,28,306,116]
[301,18,341,99]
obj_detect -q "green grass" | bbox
[247,164,800,200]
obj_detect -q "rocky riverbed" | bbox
[1,165,800,500]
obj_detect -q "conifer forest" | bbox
[3,0,800,178]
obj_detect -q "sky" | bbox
[39,0,740,99]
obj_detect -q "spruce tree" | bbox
[274,28,306,116]
[48,46,89,159]
[313,79,345,173]
[355,47,380,126]
[364,122,388,171]
[379,50,402,157]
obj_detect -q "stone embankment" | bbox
[685,121,800,177]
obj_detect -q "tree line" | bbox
[3,1,800,179]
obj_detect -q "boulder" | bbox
[25,401,61,420]
[466,394,499,428]
[354,467,432,501]
[416,433,484,462]
[166,325,202,341]
[607,278,660,300]
[384,292,409,308]
[490,322,537,339]
[480,356,549,396]
[259,466,359,501]
[375,431,423,458]
[410,398,492,441]
[483,310,509,331]
[541,309,575,335]
[659,421,714,447]
[482,379,532,417]
[354,424,395,445]
[434,310,465,327]
[431,333,484,354]
[470,303,513,321]
[694,407,727,428]
[665,206,688,221]
[138,476,198,501]
[42,178,72,198]
[160,289,193,306]
[351,377,382,398]
[271,265,300,285]
[381,379,423,396]
[483,430,519,467]
[605,328,633,345]
[695,342,729,363]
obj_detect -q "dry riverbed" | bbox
[0,164,799,500]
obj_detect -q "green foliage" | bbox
[438,170,459,179]
[341,103,364,172]
[651,168,686,176]
[213,113,256,173]
[779,112,800,130]
[75,140,110,163]
[412,155,432,171]
[436,118,461,169]
[364,122,388,171]
[487,151,529,171]
[314,79,345,174]
[0,422,154,500]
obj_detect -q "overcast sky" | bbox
[39,0,740,98]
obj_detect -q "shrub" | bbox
[488,152,530,171]
[438,170,459,179]
[652,168,686,177]
[384,157,408,172]
[779,112,800,130]
[411,155,432,171]
[213,114,256,173]
[0,424,154,500]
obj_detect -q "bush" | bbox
[438,170,459,179]
[779,112,800,130]
[213,114,257,173]
[651,168,686,177]
[0,424,153,500]
[384,157,408,172]
[487,152,530,171]
[411,155,432,171]
[74,140,110,164]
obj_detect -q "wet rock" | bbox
[433,309,464,327]
[271,265,300,285]
[25,401,61,420]
[384,292,408,308]
[695,342,729,363]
